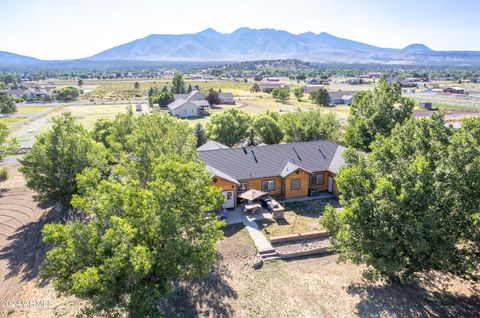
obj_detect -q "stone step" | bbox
[262,254,280,261]
[260,251,278,260]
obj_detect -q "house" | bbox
[173,90,205,101]
[167,99,201,118]
[198,140,230,151]
[266,77,280,82]
[396,80,417,88]
[6,88,27,99]
[198,140,346,209]
[306,79,319,85]
[304,85,324,94]
[259,82,282,93]
[328,91,354,105]
[443,86,465,94]
[218,92,235,104]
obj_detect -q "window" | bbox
[238,182,248,192]
[261,180,275,192]
[310,174,324,185]
[290,179,301,190]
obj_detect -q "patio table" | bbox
[244,203,261,213]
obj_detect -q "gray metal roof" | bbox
[218,92,234,99]
[328,91,355,100]
[206,164,240,185]
[174,91,206,101]
[167,98,200,111]
[198,140,347,181]
[198,140,229,152]
[192,100,210,107]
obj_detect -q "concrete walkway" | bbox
[243,219,275,253]
[224,208,275,253]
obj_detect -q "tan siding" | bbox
[308,171,329,192]
[238,176,282,196]
[284,170,309,198]
[211,177,237,207]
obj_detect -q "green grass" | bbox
[16,106,55,115]
[64,104,137,129]
[255,199,338,238]
[0,117,28,126]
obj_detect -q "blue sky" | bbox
[1,0,479,60]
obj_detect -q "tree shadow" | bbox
[222,223,244,238]
[347,279,480,318]
[0,203,61,286]
[157,253,237,318]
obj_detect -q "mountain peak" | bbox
[403,43,433,52]
[197,28,221,36]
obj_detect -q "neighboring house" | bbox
[359,72,383,78]
[306,79,319,85]
[328,91,354,105]
[304,85,324,94]
[6,88,27,98]
[266,77,280,82]
[173,90,206,101]
[198,140,346,209]
[443,86,465,94]
[259,82,282,93]
[167,99,203,118]
[198,140,230,152]
[218,92,235,104]
[396,80,418,88]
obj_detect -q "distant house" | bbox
[396,80,417,88]
[443,86,465,94]
[6,88,27,98]
[197,140,229,152]
[306,79,319,85]
[266,77,280,82]
[304,85,324,94]
[259,82,282,93]
[167,99,206,118]
[359,72,383,78]
[173,90,205,101]
[328,91,354,105]
[218,92,235,104]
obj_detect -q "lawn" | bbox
[255,199,340,238]
[63,104,139,129]
[15,106,55,115]
[0,117,28,126]
[10,104,138,146]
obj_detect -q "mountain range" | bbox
[2,28,480,68]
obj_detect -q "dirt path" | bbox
[0,162,47,301]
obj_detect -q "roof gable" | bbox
[280,161,311,177]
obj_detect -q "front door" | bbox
[327,176,333,193]
[222,190,235,209]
